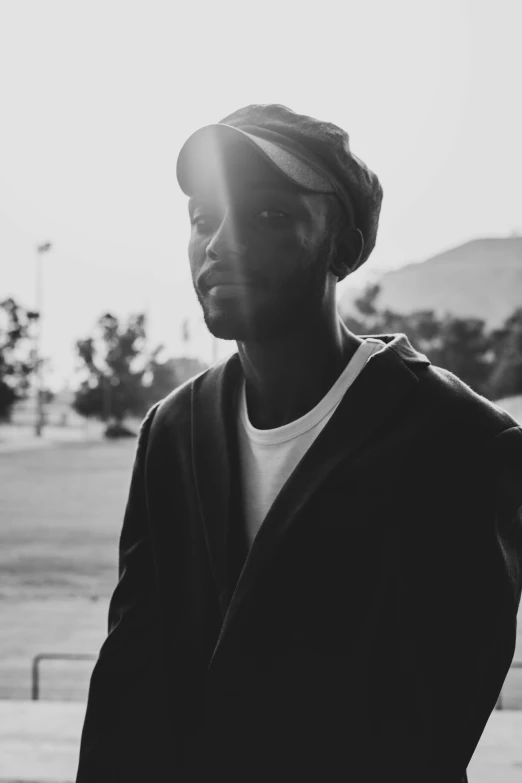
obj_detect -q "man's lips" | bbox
[207,281,259,298]
[208,281,256,289]
[199,270,265,293]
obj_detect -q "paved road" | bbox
[0,700,521,782]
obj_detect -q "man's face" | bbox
[187,141,338,343]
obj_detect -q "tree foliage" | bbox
[488,308,522,399]
[0,297,39,420]
[73,312,178,425]
[343,284,521,400]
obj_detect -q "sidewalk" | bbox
[0,424,105,454]
[467,711,522,782]
[0,700,520,782]
[0,700,85,782]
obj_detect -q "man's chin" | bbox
[204,315,255,342]
[202,311,279,343]
[206,323,240,341]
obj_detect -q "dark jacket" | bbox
[76,334,522,783]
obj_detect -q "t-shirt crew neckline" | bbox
[240,338,385,446]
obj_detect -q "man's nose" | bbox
[206,209,247,261]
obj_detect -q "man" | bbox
[76,105,522,783]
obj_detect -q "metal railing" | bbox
[30,653,521,706]
[31,653,98,700]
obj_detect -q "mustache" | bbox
[197,265,268,291]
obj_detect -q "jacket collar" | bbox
[360,332,430,366]
[191,334,430,667]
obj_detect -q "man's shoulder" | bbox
[144,352,240,432]
[370,333,518,439]
[160,367,205,412]
[149,366,207,426]
[412,360,519,440]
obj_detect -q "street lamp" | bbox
[34,241,52,436]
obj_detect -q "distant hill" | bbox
[339,236,522,327]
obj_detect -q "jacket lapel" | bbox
[207,337,430,669]
[191,354,244,618]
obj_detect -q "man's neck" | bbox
[237,317,363,430]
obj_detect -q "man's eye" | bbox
[257,209,288,221]
[191,215,212,229]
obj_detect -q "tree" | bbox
[431,316,493,397]
[74,312,155,426]
[343,284,443,351]
[0,297,39,421]
[342,283,494,398]
[488,308,522,399]
[73,312,202,430]
[143,346,180,405]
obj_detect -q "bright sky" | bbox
[1,0,521,389]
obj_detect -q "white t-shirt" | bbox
[237,338,386,548]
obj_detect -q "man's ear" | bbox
[330,226,364,281]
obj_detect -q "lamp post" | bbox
[34,241,52,436]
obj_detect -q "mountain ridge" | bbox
[339,236,522,328]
